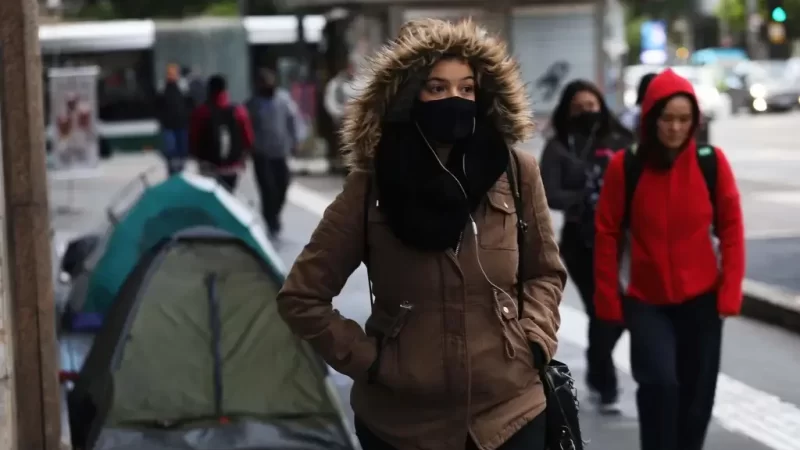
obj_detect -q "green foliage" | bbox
[621,0,693,19]
[204,0,239,16]
[70,1,117,20]
[109,0,213,18]
[626,14,648,64]
[716,0,747,32]
[715,0,800,35]
[70,0,284,19]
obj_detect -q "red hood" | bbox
[639,69,699,140]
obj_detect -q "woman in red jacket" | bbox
[593,69,745,450]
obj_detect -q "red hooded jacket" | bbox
[593,69,745,322]
[189,90,254,172]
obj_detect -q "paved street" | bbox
[709,112,800,293]
[50,111,800,450]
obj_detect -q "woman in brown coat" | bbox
[277,19,566,450]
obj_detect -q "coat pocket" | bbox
[479,190,518,251]
[364,303,413,385]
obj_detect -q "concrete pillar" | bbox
[0,0,63,448]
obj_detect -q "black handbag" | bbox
[506,151,585,450]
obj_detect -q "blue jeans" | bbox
[161,128,189,175]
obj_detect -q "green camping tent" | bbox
[67,227,355,450]
[74,172,282,318]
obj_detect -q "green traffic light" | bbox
[772,6,787,22]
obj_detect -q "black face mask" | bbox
[412,97,476,144]
[570,110,602,135]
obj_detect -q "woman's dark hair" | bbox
[550,79,632,146]
[638,92,701,169]
[636,73,658,106]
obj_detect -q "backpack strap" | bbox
[696,145,718,233]
[363,176,375,307]
[505,150,528,319]
[622,144,644,230]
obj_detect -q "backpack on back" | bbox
[577,147,620,248]
[622,143,718,232]
[197,106,244,166]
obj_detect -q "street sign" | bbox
[768,22,787,44]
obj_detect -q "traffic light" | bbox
[765,0,790,58]
[772,6,787,22]
[767,0,787,21]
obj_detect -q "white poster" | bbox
[48,66,100,171]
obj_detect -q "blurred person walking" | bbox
[189,74,254,192]
[620,73,658,132]
[277,19,569,450]
[324,58,360,173]
[540,79,634,414]
[594,69,745,450]
[157,63,192,175]
[184,65,206,108]
[246,69,298,239]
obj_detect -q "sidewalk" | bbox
[50,154,799,450]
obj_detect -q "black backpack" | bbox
[198,105,244,166]
[363,152,584,450]
[622,144,718,232]
[578,147,620,248]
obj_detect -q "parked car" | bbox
[727,60,800,114]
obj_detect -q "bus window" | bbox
[42,50,156,123]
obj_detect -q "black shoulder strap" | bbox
[505,150,527,319]
[363,176,375,307]
[696,145,717,211]
[622,144,644,230]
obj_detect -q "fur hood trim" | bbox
[339,19,534,170]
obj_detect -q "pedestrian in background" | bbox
[620,72,658,133]
[594,69,745,450]
[539,79,634,414]
[323,57,360,173]
[246,69,297,240]
[189,74,254,192]
[277,19,566,450]
[157,63,192,175]
[185,65,206,108]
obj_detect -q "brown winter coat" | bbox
[277,19,566,450]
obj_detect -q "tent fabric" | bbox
[110,241,330,422]
[93,419,351,450]
[68,228,354,450]
[78,172,283,317]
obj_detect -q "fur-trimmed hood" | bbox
[339,19,534,171]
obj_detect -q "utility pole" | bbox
[0,0,63,449]
[746,0,763,58]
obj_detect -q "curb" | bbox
[741,278,800,333]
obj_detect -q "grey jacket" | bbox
[245,92,297,159]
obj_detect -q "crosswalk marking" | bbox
[287,182,800,450]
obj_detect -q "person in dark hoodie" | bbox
[594,69,745,450]
[189,74,254,192]
[157,63,192,175]
[539,79,634,414]
[246,69,298,239]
